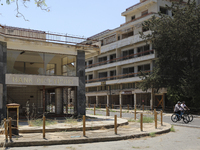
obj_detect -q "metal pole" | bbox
[161,110,163,126]
[134,105,136,120]
[120,105,122,118]
[155,111,157,129]
[4,118,8,142]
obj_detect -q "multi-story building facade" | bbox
[0,25,99,120]
[85,0,196,110]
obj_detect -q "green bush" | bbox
[137,116,154,123]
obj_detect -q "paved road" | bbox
[86,110,200,127]
[8,126,200,150]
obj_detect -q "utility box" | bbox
[6,103,20,136]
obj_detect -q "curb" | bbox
[1,124,171,147]
[171,123,200,129]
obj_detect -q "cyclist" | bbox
[174,101,184,119]
[181,101,190,110]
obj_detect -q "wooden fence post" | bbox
[9,117,12,141]
[4,118,8,142]
[155,111,157,129]
[140,113,143,131]
[99,103,101,109]
[83,115,86,136]
[142,105,144,111]
[43,115,45,139]
[114,115,117,134]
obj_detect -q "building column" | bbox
[119,93,122,105]
[63,87,68,114]
[76,50,86,116]
[86,96,89,107]
[0,41,7,122]
[107,95,109,107]
[96,96,98,107]
[134,93,137,107]
[55,88,63,114]
[134,65,137,77]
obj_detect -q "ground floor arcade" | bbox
[86,89,167,110]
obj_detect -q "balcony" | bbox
[85,49,154,71]
[100,31,151,53]
[86,70,151,84]
[122,0,157,16]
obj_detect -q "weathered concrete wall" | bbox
[76,50,85,116]
[0,41,7,122]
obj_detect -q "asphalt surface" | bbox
[7,126,200,150]
[86,109,200,128]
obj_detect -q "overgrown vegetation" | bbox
[28,119,57,127]
[149,132,156,137]
[170,125,175,132]
[137,116,154,123]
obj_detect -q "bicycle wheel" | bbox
[182,114,189,124]
[188,114,193,122]
[171,114,178,122]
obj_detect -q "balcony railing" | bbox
[85,50,154,69]
[0,25,97,46]
[86,70,151,83]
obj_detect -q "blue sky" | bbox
[0,0,138,38]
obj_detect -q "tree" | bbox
[139,0,200,109]
[1,0,50,21]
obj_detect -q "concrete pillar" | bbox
[134,65,137,77]
[96,96,98,107]
[93,56,98,64]
[134,93,137,107]
[63,88,68,105]
[86,96,88,107]
[116,48,121,58]
[55,88,63,114]
[134,48,137,57]
[116,66,121,76]
[0,41,7,122]
[93,70,97,79]
[76,50,86,116]
[119,93,122,105]
[107,95,109,107]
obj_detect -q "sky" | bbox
[0,0,139,38]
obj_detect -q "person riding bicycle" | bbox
[181,101,190,111]
[174,101,184,119]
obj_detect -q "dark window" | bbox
[110,54,116,63]
[118,36,120,40]
[142,26,149,32]
[123,49,134,60]
[110,70,116,80]
[99,72,107,81]
[160,7,168,15]
[137,64,150,72]
[89,74,93,80]
[122,31,134,39]
[137,45,151,57]
[131,15,135,20]
[98,56,107,65]
[123,67,134,78]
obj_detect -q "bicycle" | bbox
[185,110,193,122]
[171,112,189,124]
